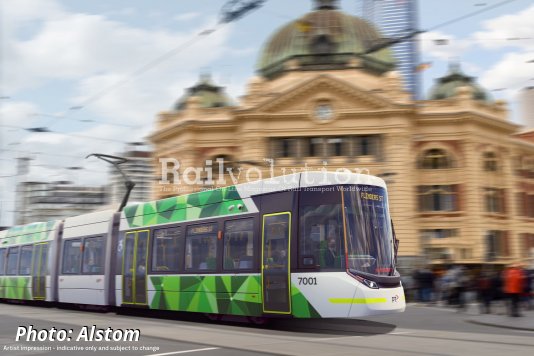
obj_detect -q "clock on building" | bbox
[314,103,333,121]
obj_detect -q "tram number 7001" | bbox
[297,277,317,286]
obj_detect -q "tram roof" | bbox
[120,172,386,230]
[0,220,59,247]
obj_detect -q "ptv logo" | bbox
[391,295,400,303]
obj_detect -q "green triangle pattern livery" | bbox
[150,275,262,316]
[291,284,322,318]
[124,186,249,228]
[2,221,56,247]
[0,277,32,300]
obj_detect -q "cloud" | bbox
[174,12,201,22]
[68,21,232,125]
[477,51,534,125]
[0,101,39,127]
[420,31,471,62]
[2,1,229,94]
[0,0,64,34]
[472,4,534,51]
[0,0,234,200]
[479,51,534,97]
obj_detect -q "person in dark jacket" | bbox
[419,267,435,303]
[478,270,493,314]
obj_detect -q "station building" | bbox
[150,0,534,269]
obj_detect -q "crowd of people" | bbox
[403,264,533,317]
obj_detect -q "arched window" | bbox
[419,149,453,169]
[483,152,498,172]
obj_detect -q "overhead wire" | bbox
[0,21,227,153]
[363,0,521,53]
[0,23,226,176]
[426,0,520,32]
[0,0,271,165]
[0,124,131,143]
[0,0,265,181]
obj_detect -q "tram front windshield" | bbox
[343,185,394,276]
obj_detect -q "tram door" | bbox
[122,230,149,305]
[262,212,291,314]
[31,243,48,300]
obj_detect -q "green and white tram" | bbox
[0,172,405,319]
[0,221,61,302]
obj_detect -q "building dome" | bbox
[173,74,234,111]
[257,0,395,78]
[429,63,492,102]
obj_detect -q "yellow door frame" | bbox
[122,230,150,305]
[31,242,48,301]
[261,212,292,314]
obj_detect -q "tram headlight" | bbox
[349,271,380,289]
[362,279,379,289]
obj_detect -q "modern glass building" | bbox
[358,0,420,99]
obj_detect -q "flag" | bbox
[415,62,432,72]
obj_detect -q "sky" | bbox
[1,0,534,226]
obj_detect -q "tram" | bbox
[0,172,405,319]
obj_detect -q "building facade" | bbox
[150,1,534,268]
[15,181,108,224]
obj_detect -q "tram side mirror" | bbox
[392,219,399,265]
[394,238,399,263]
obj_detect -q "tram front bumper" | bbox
[346,285,406,317]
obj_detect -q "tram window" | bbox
[299,190,345,270]
[223,219,254,270]
[62,239,82,274]
[185,223,218,271]
[19,245,33,275]
[152,227,182,273]
[0,248,6,275]
[6,247,19,275]
[82,236,105,274]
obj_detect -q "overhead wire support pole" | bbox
[86,153,135,213]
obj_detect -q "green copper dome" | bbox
[429,63,492,102]
[257,2,395,79]
[174,74,234,111]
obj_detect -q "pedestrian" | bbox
[491,270,504,314]
[433,269,445,305]
[456,266,469,311]
[419,266,435,303]
[523,269,532,310]
[477,270,493,314]
[443,266,457,306]
[412,267,422,302]
[502,263,526,317]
